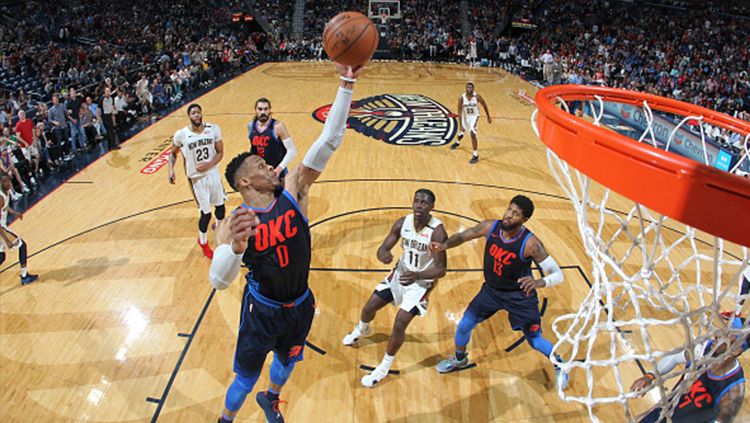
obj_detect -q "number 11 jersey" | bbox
[397,214,443,284]
[173,122,222,180]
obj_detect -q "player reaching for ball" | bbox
[210,61,365,423]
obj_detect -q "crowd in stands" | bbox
[2,0,748,202]
[0,0,267,200]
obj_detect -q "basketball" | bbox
[323,11,379,66]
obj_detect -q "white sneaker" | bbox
[342,324,372,346]
[21,185,30,193]
[555,367,570,391]
[361,365,389,388]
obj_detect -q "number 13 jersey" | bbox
[397,214,443,283]
[173,122,222,180]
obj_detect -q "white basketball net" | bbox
[532,97,750,422]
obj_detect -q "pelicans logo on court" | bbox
[312,94,457,146]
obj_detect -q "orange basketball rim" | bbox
[534,85,750,247]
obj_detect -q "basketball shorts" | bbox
[465,282,541,336]
[189,168,226,214]
[0,225,20,253]
[461,114,479,135]
[233,282,316,377]
[374,268,432,316]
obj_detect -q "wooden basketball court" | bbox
[1,62,748,422]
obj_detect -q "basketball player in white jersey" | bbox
[168,103,227,259]
[0,175,38,285]
[467,37,478,69]
[343,188,448,387]
[451,82,491,163]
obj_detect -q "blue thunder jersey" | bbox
[483,222,534,291]
[241,190,311,302]
[669,341,745,423]
[249,118,287,169]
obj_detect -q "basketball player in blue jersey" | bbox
[249,98,296,178]
[430,195,569,389]
[209,61,364,423]
[630,330,747,423]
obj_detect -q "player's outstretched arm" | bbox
[284,62,364,216]
[478,94,491,123]
[630,350,689,394]
[717,382,744,423]
[377,217,405,265]
[273,121,296,176]
[518,235,564,296]
[429,220,494,253]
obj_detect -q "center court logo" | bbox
[312,94,457,146]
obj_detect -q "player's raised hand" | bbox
[629,374,654,394]
[518,276,545,297]
[334,62,365,79]
[226,208,260,254]
[377,247,394,264]
[429,241,447,253]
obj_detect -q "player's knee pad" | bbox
[269,354,296,386]
[198,211,211,232]
[225,371,260,412]
[214,204,226,221]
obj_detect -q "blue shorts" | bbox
[233,282,315,377]
[466,282,542,335]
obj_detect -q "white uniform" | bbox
[467,41,477,60]
[173,122,226,213]
[461,93,480,134]
[375,214,443,316]
[0,190,20,252]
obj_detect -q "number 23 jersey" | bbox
[173,122,222,180]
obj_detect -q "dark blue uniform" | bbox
[465,222,541,335]
[249,118,288,176]
[234,190,315,377]
[640,341,745,423]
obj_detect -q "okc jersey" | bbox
[462,93,479,116]
[396,214,443,283]
[483,222,533,291]
[249,118,287,168]
[173,122,222,180]
[242,190,311,302]
[641,341,745,423]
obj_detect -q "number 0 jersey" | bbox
[173,122,222,180]
[241,190,311,302]
[396,214,443,284]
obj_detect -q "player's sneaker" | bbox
[342,324,372,346]
[436,354,470,373]
[555,366,570,390]
[256,391,286,423]
[469,156,479,164]
[21,274,39,286]
[198,239,214,259]
[361,365,389,387]
[451,141,461,149]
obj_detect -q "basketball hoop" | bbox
[531,85,750,422]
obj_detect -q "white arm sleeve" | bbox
[277,137,297,170]
[655,350,688,374]
[209,244,243,290]
[302,86,353,172]
[540,255,564,288]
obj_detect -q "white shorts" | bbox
[374,269,432,316]
[461,114,479,135]
[0,225,20,253]
[189,168,226,214]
